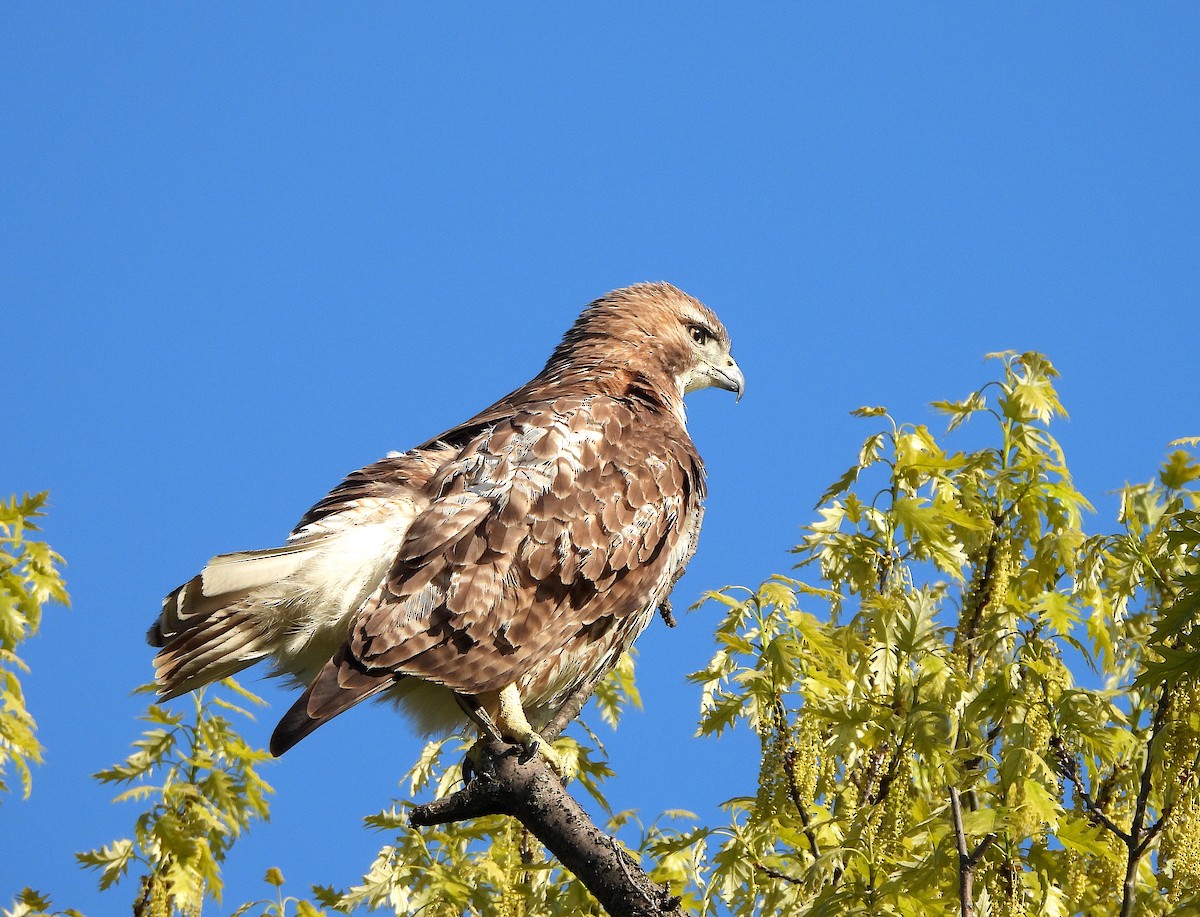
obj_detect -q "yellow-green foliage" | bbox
[0,493,69,800]
[2,887,85,917]
[228,868,334,917]
[77,680,274,916]
[681,353,1200,916]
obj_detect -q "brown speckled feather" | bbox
[358,393,702,690]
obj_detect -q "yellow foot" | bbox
[458,684,571,779]
[495,684,570,779]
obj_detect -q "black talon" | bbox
[518,737,540,764]
[462,739,501,783]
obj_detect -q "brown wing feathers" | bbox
[269,393,703,755]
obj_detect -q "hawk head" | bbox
[544,282,744,408]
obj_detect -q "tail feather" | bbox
[148,541,321,699]
[155,653,264,701]
[148,576,250,647]
[199,541,319,596]
[270,649,399,756]
[153,610,270,700]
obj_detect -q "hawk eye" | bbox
[689,324,712,347]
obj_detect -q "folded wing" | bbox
[270,394,705,755]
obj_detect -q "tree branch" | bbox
[410,739,681,917]
[657,598,678,628]
[1120,682,1174,917]
[781,742,822,862]
[949,787,997,917]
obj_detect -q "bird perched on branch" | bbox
[148,282,743,771]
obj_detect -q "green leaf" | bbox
[1056,815,1113,858]
[959,807,999,836]
[75,838,136,890]
[932,390,988,432]
[1160,448,1200,490]
[1033,591,1079,635]
[817,463,863,508]
[79,680,273,910]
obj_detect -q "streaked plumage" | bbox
[148,282,742,760]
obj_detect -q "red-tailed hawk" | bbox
[148,283,742,768]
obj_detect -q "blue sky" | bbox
[3,5,1197,912]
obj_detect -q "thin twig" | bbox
[1120,682,1175,917]
[754,862,805,886]
[1129,684,1173,846]
[959,514,1006,673]
[854,741,890,804]
[949,787,998,917]
[1049,735,1132,844]
[1139,799,1173,858]
[868,741,905,807]
[963,722,1004,773]
[774,698,821,862]
[1141,744,1200,856]
[781,743,822,861]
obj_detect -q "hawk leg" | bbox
[458,685,569,779]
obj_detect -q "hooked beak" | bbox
[710,357,745,402]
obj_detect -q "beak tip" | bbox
[706,358,745,401]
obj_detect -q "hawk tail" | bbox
[149,576,268,700]
[270,649,399,756]
[148,539,330,699]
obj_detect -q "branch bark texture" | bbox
[410,739,681,917]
